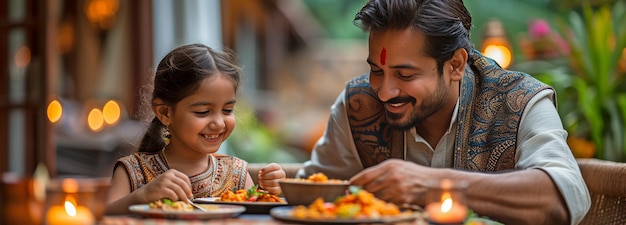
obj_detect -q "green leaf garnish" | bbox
[247,185,261,197]
[162,198,174,206]
[348,185,362,194]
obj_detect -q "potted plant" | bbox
[534,1,626,161]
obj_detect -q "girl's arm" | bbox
[105,166,193,215]
[105,166,141,214]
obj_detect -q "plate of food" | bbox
[270,206,420,224]
[129,198,246,220]
[194,185,287,214]
[270,186,422,224]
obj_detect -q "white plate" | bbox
[270,206,420,224]
[128,203,245,220]
[194,197,287,214]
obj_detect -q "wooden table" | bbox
[100,214,429,225]
[100,214,282,225]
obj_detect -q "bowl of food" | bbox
[279,173,350,205]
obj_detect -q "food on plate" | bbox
[283,172,348,184]
[148,198,218,212]
[291,186,410,219]
[219,185,284,203]
[149,198,194,211]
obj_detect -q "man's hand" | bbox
[350,159,432,206]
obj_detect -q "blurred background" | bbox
[1,0,625,180]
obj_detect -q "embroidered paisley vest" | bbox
[115,151,248,197]
[346,51,554,172]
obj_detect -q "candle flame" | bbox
[441,196,453,213]
[440,192,453,213]
[64,200,78,217]
[440,192,452,201]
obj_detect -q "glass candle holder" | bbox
[1,173,45,225]
[44,178,109,225]
[424,179,469,225]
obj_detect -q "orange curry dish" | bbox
[283,172,348,184]
[291,186,410,219]
[219,185,283,203]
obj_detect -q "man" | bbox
[296,0,590,224]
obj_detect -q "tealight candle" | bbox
[44,178,99,225]
[425,194,468,223]
[46,199,95,225]
[425,179,468,225]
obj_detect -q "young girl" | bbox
[105,43,286,214]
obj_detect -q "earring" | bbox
[162,126,171,145]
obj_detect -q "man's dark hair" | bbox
[354,0,474,74]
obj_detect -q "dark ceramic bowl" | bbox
[279,179,350,206]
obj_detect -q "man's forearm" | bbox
[459,169,569,225]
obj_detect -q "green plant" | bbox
[535,1,626,161]
[220,99,308,163]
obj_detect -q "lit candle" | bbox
[46,188,95,225]
[425,192,468,224]
[46,197,95,225]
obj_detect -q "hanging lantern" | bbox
[480,19,513,69]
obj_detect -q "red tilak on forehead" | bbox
[380,47,387,65]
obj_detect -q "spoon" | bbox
[187,198,207,212]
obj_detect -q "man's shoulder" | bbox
[470,52,545,85]
[346,74,370,88]
[344,74,379,104]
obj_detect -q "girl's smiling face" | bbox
[167,73,237,155]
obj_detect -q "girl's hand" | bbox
[257,163,286,195]
[136,169,193,203]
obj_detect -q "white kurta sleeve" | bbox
[516,89,591,225]
[297,90,365,180]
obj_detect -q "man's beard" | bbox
[384,79,449,130]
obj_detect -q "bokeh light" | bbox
[61,178,79,193]
[47,100,63,123]
[14,46,31,68]
[102,100,121,125]
[85,0,119,30]
[87,108,104,131]
[483,44,512,69]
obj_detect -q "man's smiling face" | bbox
[367,28,456,130]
